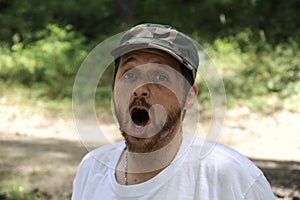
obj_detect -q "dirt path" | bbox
[0,133,87,199]
[0,105,299,199]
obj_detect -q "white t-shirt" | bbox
[72,135,274,200]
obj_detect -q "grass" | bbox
[0,81,116,118]
[0,171,52,200]
[0,170,32,200]
[0,81,73,119]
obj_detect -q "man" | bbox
[72,23,274,199]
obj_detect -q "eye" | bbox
[156,74,168,82]
[123,72,136,80]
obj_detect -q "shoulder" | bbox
[183,136,273,197]
[185,136,261,173]
[72,141,125,199]
[184,136,262,180]
[77,141,125,172]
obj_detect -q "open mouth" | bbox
[131,108,150,128]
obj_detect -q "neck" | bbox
[115,130,182,185]
[128,131,182,172]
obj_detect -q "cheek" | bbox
[152,85,182,108]
[113,84,131,108]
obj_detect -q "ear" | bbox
[184,85,198,109]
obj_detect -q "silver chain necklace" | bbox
[124,148,128,185]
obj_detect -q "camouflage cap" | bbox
[111,23,199,78]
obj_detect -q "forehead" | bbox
[118,49,182,71]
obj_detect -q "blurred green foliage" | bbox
[205,30,300,111]
[0,24,87,98]
[0,0,299,111]
[208,30,300,97]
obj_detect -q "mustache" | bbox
[129,98,151,110]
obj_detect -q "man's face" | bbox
[113,49,190,153]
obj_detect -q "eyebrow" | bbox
[121,55,166,68]
[120,56,136,67]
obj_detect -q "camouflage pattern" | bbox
[111,23,199,77]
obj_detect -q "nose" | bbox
[133,85,150,98]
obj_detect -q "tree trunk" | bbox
[115,0,135,23]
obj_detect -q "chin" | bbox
[122,121,179,153]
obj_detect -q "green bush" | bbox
[95,87,112,109]
[0,24,88,98]
[205,29,300,110]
